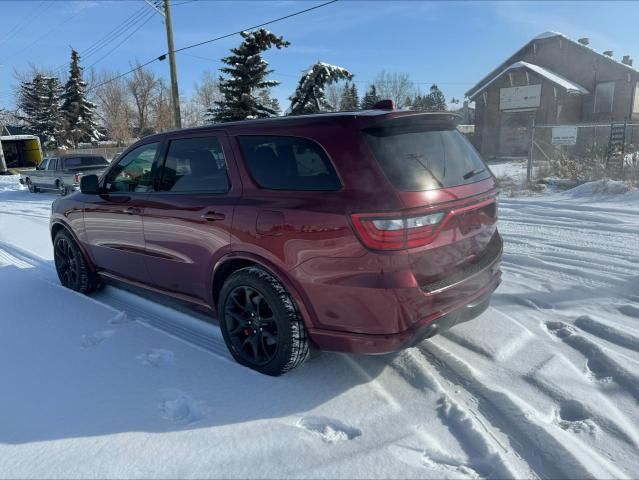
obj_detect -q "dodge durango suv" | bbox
[50,106,502,376]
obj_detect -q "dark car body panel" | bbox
[51,110,502,354]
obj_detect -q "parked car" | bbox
[49,105,502,376]
[20,154,109,195]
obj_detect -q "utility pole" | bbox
[145,0,181,129]
[163,0,181,129]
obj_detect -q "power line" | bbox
[173,0,338,55]
[82,5,151,60]
[0,0,52,49]
[0,7,84,64]
[89,0,339,92]
[53,4,152,75]
[86,10,158,70]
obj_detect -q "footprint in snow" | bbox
[389,445,478,479]
[545,321,575,339]
[296,416,361,443]
[158,390,206,425]
[557,400,596,435]
[137,349,175,368]
[80,330,116,349]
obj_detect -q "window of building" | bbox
[238,136,341,191]
[633,82,639,114]
[160,136,229,193]
[594,81,615,113]
[105,142,158,193]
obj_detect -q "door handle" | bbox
[202,211,226,221]
[124,207,141,215]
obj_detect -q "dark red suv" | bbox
[50,107,502,375]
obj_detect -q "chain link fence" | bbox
[527,122,639,184]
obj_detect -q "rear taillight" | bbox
[351,211,445,250]
[74,174,81,183]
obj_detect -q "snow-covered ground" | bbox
[1,174,638,479]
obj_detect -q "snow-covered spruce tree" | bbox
[360,84,380,109]
[60,49,101,147]
[17,75,64,149]
[257,89,281,116]
[209,29,289,123]
[425,84,447,111]
[288,62,353,115]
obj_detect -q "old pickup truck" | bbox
[20,154,109,195]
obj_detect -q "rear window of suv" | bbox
[238,135,341,191]
[363,119,492,191]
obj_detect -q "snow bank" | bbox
[0,175,25,193]
[563,179,638,199]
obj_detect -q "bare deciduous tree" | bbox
[182,70,222,126]
[95,72,132,146]
[126,63,159,136]
[373,70,416,108]
[152,79,173,133]
[325,83,345,112]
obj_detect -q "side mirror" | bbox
[80,174,100,195]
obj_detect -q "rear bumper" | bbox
[307,268,501,354]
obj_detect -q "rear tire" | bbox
[53,230,100,294]
[219,267,310,376]
[27,179,38,193]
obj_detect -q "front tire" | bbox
[219,267,310,376]
[27,179,38,193]
[53,230,100,293]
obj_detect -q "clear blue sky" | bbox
[1,0,639,110]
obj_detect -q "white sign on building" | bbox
[551,126,578,145]
[499,84,542,110]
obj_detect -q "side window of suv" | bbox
[238,135,341,191]
[159,136,229,193]
[105,143,159,193]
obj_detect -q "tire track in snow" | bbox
[386,350,533,479]
[415,342,629,479]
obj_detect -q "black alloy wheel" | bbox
[219,267,310,376]
[224,285,279,366]
[53,230,99,293]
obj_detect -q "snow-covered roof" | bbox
[0,134,40,141]
[468,61,589,100]
[466,31,638,99]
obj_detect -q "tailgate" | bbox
[361,114,501,288]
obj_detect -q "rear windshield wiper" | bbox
[462,168,487,180]
[407,154,444,188]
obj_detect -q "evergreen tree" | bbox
[360,84,380,109]
[350,83,359,110]
[339,82,359,111]
[60,49,100,147]
[425,84,447,111]
[412,93,427,111]
[209,29,289,123]
[17,74,64,148]
[403,95,413,109]
[256,89,281,116]
[288,62,353,115]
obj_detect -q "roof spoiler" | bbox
[363,112,462,136]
